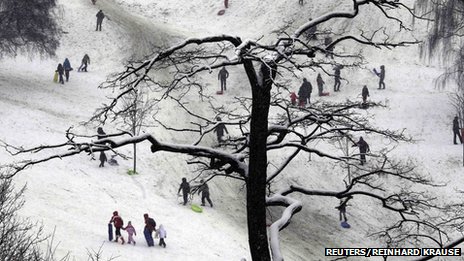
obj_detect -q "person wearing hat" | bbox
[143,213,156,247]
[197,179,213,207]
[109,211,125,244]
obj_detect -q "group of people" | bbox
[290,64,385,107]
[109,211,167,248]
[54,54,91,84]
[178,178,214,207]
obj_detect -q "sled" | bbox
[360,102,369,109]
[341,221,351,229]
[108,223,113,241]
[191,204,203,213]
[372,68,379,76]
[320,92,330,96]
[217,9,226,16]
[216,90,224,95]
[53,72,58,83]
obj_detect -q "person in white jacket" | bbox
[155,224,167,248]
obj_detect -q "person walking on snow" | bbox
[374,65,386,89]
[218,66,229,93]
[335,196,352,222]
[78,54,90,72]
[123,221,136,245]
[143,213,156,247]
[298,78,312,106]
[290,92,297,105]
[333,65,341,92]
[453,116,463,144]
[99,151,107,167]
[96,10,105,31]
[178,177,190,205]
[361,85,369,103]
[352,137,370,165]
[109,211,125,244]
[213,117,229,143]
[316,73,325,96]
[56,63,64,84]
[63,58,72,82]
[198,179,213,207]
[155,224,167,248]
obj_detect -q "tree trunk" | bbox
[243,61,274,261]
[133,142,137,173]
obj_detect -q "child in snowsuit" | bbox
[178,177,190,205]
[290,92,297,105]
[109,211,125,244]
[63,58,72,82]
[56,63,64,84]
[155,224,167,248]
[124,221,137,245]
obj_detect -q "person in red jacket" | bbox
[109,211,125,244]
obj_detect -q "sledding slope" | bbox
[0,0,463,261]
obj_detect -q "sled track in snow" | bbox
[99,0,184,60]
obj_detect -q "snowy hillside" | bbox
[1,0,463,261]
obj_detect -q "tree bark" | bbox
[243,61,274,261]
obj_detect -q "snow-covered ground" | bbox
[0,0,463,260]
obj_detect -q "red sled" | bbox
[216,91,224,95]
[217,9,225,16]
[320,92,330,96]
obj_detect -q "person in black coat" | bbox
[198,179,213,207]
[453,116,463,144]
[214,117,229,143]
[316,73,325,96]
[96,10,105,31]
[177,177,190,205]
[374,65,386,89]
[352,137,370,165]
[218,66,229,92]
[99,151,107,167]
[298,78,313,106]
[361,85,369,103]
[56,63,64,84]
[334,65,341,92]
[78,54,90,72]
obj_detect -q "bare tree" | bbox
[0,0,60,58]
[109,85,158,174]
[0,177,51,261]
[415,0,464,123]
[3,1,456,261]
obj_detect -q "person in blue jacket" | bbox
[63,58,72,82]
